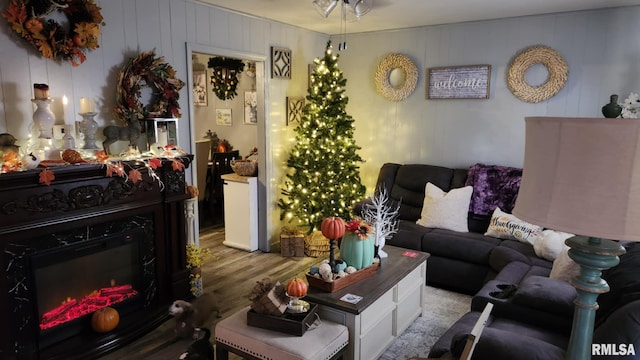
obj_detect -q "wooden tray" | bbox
[247,303,318,336]
[306,262,380,293]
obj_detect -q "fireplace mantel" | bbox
[0,156,193,360]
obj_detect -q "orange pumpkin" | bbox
[321,216,345,240]
[91,307,120,333]
[286,278,308,298]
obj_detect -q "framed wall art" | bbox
[216,108,232,126]
[244,91,258,124]
[427,65,491,99]
[193,69,208,106]
[271,46,292,79]
[286,97,305,126]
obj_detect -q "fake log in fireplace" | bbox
[0,157,193,360]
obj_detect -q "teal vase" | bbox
[339,233,375,270]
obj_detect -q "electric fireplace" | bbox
[0,157,192,360]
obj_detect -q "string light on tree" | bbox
[278,41,366,232]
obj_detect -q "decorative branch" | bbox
[362,185,400,258]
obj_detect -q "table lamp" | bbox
[513,116,640,360]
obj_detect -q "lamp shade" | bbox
[313,0,338,17]
[512,117,640,242]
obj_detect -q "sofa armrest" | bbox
[511,276,576,317]
[450,327,565,360]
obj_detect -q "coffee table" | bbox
[305,245,429,360]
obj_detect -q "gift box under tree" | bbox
[280,227,305,257]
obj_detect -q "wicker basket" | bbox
[231,159,257,176]
[305,231,330,257]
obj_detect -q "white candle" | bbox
[80,97,95,113]
[62,95,69,124]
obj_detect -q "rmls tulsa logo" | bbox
[592,343,636,356]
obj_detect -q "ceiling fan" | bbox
[313,0,374,21]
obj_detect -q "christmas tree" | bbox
[278,41,366,232]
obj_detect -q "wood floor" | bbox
[100,226,319,359]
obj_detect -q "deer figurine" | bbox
[102,118,142,155]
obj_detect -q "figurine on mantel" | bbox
[0,133,20,157]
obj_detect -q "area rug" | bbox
[378,286,472,360]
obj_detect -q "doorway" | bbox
[186,43,269,252]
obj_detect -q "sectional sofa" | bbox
[363,162,640,359]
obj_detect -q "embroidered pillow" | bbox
[416,183,472,232]
[484,207,542,244]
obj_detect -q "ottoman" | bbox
[215,306,349,360]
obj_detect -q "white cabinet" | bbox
[221,174,258,251]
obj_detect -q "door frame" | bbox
[185,43,270,252]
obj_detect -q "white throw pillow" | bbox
[549,246,580,283]
[484,207,542,245]
[416,183,472,232]
[534,230,574,261]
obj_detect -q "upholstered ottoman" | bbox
[215,306,349,360]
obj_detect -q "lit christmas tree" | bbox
[278,41,366,232]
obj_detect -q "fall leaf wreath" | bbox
[2,0,105,66]
[114,50,186,123]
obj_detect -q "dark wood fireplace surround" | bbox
[0,157,193,360]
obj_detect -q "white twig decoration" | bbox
[362,185,400,258]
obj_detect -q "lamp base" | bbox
[565,236,626,360]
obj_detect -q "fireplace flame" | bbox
[40,284,138,330]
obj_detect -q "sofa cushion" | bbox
[417,183,472,232]
[596,241,640,325]
[511,276,576,316]
[389,164,456,221]
[593,300,640,358]
[484,207,542,244]
[422,229,500,264]
[499,240,552,269]
[386,220,432,251]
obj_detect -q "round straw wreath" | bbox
[375,53,418,102]
[507,45,568,103]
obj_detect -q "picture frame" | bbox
[426,64,491,99]
[271,46,292,79]
[244,91,258,125]
[286,97,305,126]
[216,108,232,126]
[193,69,208,106]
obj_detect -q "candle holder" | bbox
[79,112,99,149]
[32,98,55,139]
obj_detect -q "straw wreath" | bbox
[507,45,568,103]
[375,53,418,102]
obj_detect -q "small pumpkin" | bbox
[286,278,308,298]
[91,307,120,333]
[321,216,345,240]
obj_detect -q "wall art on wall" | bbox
[244,91,258,124]
[506,45,568,103]
[286,97,305,126]
[193,69,208,106]
[271,46,292,79]
[427,65,491,99]
[216,108,232,126]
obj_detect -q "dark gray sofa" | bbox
[366,163,640,359]
[370,162,549,295]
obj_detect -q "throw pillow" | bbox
[484,207,542,245]
[549,246,580,283]
[416,182,472,232]
[533,229,574,261]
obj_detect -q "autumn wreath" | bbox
[2,0,104,66]
[114,50,186,122]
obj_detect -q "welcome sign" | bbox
[427,65,491,99]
